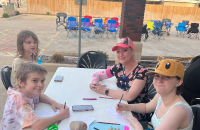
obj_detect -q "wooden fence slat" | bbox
[162,5,174,20]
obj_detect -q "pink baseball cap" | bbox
[112,37,134,51]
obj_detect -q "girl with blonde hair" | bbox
[11,30,39,88]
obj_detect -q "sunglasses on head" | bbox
[117,38,129,46]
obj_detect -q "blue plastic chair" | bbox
[81,18,92,38]
[152,22,165,40]
[161,22,164,27]
[93,19,105,38]
[162,22,172,36]
[153,20,158,28]
[175,22,187,37]
[66,17,78,37]
[155,22,162,29]
[106,20,118,39]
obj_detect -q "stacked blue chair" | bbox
[93,19,105,38]
[152,22,164,40]
[81,18,92,38]
[162,19,173,36]
[66,17,78,38]
[175,22,187,37]
[106,20,119,39]
[182,20,189,35]
[165,22,171,36]
[182,20,189,24]
[152,20,159,29]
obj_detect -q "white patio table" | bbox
[33,67,135,130]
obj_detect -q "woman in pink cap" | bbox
[89,37,150,121]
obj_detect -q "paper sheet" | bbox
[66,116,96,130]
[34,109,72,118]
[104,107,131,126]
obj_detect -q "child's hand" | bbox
[59,107,70,119]
[51,101,64,112]
[115,103,126,113]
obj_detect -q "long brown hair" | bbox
[16,30,39,61]
[176,76,183,95]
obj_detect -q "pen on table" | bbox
[118,94,124,107]
[94,127,99,130]
[99,97,115,99]
[83,98,97,100]
[64,102,66,109]
[97,122,120,125]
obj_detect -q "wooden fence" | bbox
[144,4,200,23]
[26,0,122,18]
[27,0,200,23]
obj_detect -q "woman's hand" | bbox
[89,82,97,91]
[115,103,127,113]
[89,82,107,95]
[51,101,65,112]
[124,116,143,130]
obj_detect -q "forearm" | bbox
[107,79,146,102]
[107,89,137,102]
[126,103,147,114]
[39,94,55,105]
[132,122,143,130]
[32,114,62,130]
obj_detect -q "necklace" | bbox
[123,67,132,79]
[121,67,130,89]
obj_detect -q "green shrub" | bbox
[97,50,109,60]
[14,11,20,15]
[46,12,50,15]
[50,53,65,63]
[3,5,15,16]
[3,5,16,16]
[2,13,9,18]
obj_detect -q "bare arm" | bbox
[108,79,146,101]
[116,93,159,114]
[31,107,69,130]
[11,58,23,87]
[39,94,65,111]
[90,78,149,102]
[124,116,143,130]
[127,93,159,113]
[39,93,55,104]
[155,106,189,130]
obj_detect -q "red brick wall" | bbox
[119,0,146,41]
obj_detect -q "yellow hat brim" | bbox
[146,69,177,77]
